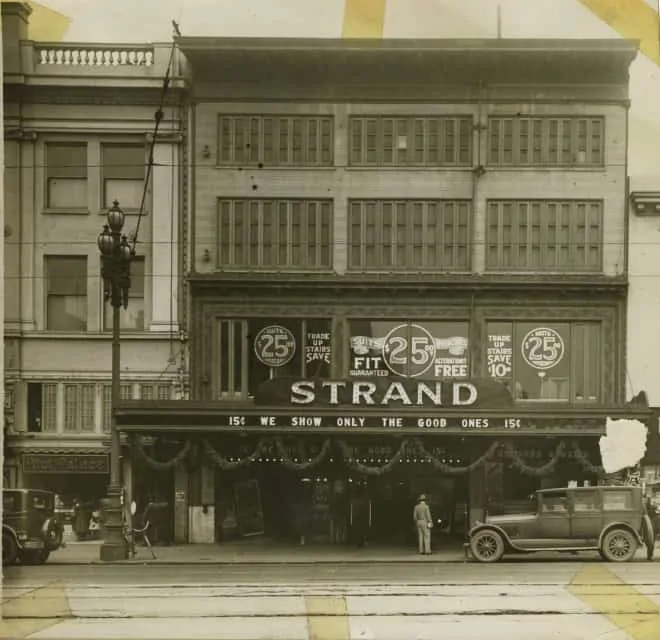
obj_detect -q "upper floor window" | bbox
[45,255,87,331]
[349,116,472,166]
[487,116,604,166]
[102,383,136,432]
[217,199,332,269]
[218,115,334,166]
[27,382,58,433]
[214,318,332,400]
[486,321,601,402]
[102,144,146,210]
[486,200,603,272]
[103,256,145,331]
[63,383,96,433]
[348,200,470,271]
[46,143,88,209]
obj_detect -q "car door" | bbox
[570,489,602,546]
[531,490,571,548]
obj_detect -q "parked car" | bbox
[2,489,64,565]
[468,485,655,563]
[54,494,74,525]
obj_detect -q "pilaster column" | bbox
[149,136,180,332]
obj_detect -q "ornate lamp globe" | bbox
[97,224,114,255]
[106,199,125,233]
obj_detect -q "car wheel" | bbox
[2,531,19,566]
[470,529,505,563]
[601,528,638,563]
[20,549,50,565]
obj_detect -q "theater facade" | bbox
[114,37,650,545]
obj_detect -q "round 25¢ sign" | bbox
[254,325,296,367]
[521,327,565,371]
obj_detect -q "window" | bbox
[102,383,134,432]
[139,383,173,400]
[486,200,602,271]
[63,384,96,432]
[217,199,332,269]
[541,492,568,513]
[45,143,88,209]
[486,321,601,402]
[573,491,599,512]
[45,256,87,331]
[349,116,472,166]
[488,117,604,166]
[218,115,333,166]
[348,200,469,270]
[214,318,332,399]
[348,320,469,379]
[26,382,58,433]
[102,144,145,209]
[602,490,634,511]
[103,256,145,331]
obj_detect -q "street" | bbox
[3,560,660,639]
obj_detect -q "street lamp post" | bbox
[97,199,134,562]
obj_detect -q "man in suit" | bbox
[413,494,433,555]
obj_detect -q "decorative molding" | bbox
[145,131,184,144]
[630,191,660,217]
[4,129,37,141]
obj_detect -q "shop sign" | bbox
[218,412,601,435]
[291,380,478,407]
[253,325,296,367]
[487,332,513,379]
[305,330,331,365]
[350,322,468,379]
[521,327,565,371]
[22,454,109,474]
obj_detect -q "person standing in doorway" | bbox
[349,485,372,548]
[413,494,433,555]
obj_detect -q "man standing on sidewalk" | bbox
[413,494,433,555]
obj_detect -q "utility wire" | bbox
[132,20,182,254]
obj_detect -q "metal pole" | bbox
[99,237,128,561]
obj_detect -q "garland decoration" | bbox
[273,438,332,471]
[129,435,192,470]
[412,439,501,475]
[337,439,408,476]
[502,441,565,476]
[569,440,605,475]
[202,438,269,470]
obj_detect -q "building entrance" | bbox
[213,460,469,548]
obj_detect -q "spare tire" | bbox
[642,514,655,561]
[41,518,63,551]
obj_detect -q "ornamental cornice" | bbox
[630,190,660,216]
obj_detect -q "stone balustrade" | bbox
[38,47,154,67]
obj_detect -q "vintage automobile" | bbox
[2,489,65,565]
[468,485,655,563]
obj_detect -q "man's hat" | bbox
[418,494,427,502]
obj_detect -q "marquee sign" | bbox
[199,412,605,436]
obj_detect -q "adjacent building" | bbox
[2,3,186,512]
[114,37,650,545]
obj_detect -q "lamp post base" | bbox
[99,482,129,562]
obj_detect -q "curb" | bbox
[50,557,470,566]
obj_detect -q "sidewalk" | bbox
[53,537,468,565]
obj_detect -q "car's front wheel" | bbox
[601,528,638,563]
[2,530,18,566]
[470,529,505,563]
